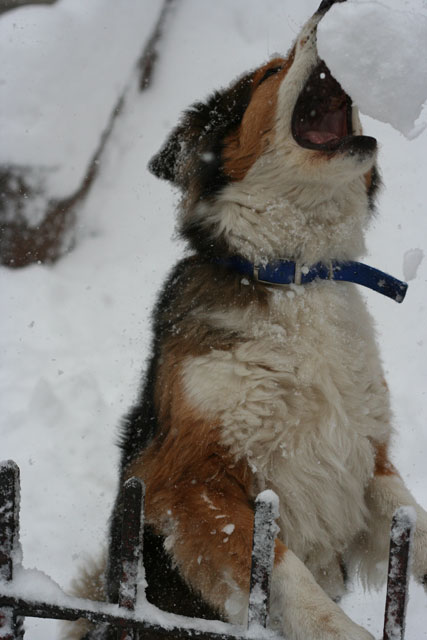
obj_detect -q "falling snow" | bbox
[1,1,427,639]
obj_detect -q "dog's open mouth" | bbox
[292,61,353,151]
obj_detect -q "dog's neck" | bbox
[192,175,370,265]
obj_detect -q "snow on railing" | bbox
[0,460,417,640]
[0,461,278,640]
[248,491,279,631]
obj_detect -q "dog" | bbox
[69,1,427,639]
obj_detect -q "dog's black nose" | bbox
[316,0,347,16]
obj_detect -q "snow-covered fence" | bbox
[0,461,277,640]
[0,460,416,640]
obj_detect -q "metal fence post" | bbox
[117,478,145,640]
[247,490,279,630]
[383,506,416,640]
[0,461,23,640]
[6,463,423,640]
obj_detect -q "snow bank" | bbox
[0,0,160,198]
[317,0,427,138]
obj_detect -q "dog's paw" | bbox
[341,627,374,640]
[314,613,374,640]
[273,551,374,640]
[282,614,374,640]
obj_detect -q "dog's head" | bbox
[149,0,379,262]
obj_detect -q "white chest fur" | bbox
[182,281,391,563]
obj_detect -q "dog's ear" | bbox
[148,128,184,183]
[149,73,254,187]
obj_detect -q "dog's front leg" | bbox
[365,444,427,588]
[128,446,373,640]
[142,482,374,640]
[151,488,374,640]
[270,550,373,640]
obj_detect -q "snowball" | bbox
[317,1,427,138]
[403,248,424,281]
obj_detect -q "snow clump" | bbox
[403,248,424,281]
[317,1,427,138]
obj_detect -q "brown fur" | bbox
[364,169,373,192]
[374,441,397,477]
[223,55,295,181]
[63,556,106,640]
[126,384,257,609]
[121,257,285,612]
[126,316,290,612]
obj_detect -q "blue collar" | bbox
[215,257,408,303]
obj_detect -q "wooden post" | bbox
[247,491,279,630]
[117,478,145,640]
[0,461,23,640]
[383,506,416,640]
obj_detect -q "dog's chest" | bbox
[183,281,391,556]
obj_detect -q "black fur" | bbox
[117,257,201,470]
[143,525,222,620]
[86,538,220,640]
[106,504,220,625]
[179,208,231,259]
[105,257,222,619]
[116,254,251,471]
[149,72,254,196]
[105,260,195,615]
[104,252,259,622]
[316,0,347,16]
[367,164,382,212]
[148,72,257,261]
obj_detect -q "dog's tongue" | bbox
[304,131,339,144]
[303,110,345,145]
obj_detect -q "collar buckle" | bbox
[253,265,271,285]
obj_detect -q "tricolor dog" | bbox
[71,1,427,639]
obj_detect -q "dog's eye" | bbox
[258,66,283,86]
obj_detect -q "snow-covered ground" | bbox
[1,1,427,638]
